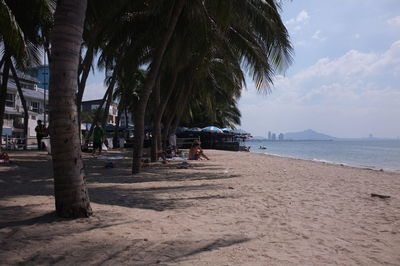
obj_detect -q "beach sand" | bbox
[1,149,399,265]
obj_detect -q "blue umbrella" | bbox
[189,127,202,132]
[221,128,233,132]
[202,126,223,133]
[176,127,190,133]
[233,128,249,135]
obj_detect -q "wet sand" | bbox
[1,149,399,265]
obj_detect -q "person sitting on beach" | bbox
[188,140,209,160]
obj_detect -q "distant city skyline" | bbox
[253,129,400,141]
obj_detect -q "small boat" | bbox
[259,146,267,149]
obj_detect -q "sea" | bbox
[246,139,400,171]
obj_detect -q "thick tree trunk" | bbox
[9,61,29,150]
[0,54,10,147]
[49,0,92,218]
[132,0,186,173]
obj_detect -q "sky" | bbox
[84,0,400,139]
[239,0,400,138]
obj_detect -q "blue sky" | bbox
[240,0,400,138]
[85,0,400,138]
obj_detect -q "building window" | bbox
[6,93,15,107]
[30,101,40,113]
[31,115,36,120]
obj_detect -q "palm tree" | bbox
[130,0,186,173]
[2,0,59,207]
[8,61,30,149]
[77,0,291,174]
[0,0,53,146]
[49,0,92,218]
[163,0,292,137]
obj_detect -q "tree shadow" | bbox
[14,235,251,265]
[0,211,60,229]
[89,184,237,211]
[1,151,241,216]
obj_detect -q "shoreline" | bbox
[246,139,400,172]
[250,150,400,173]
[1,149,400,265]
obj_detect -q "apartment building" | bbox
[81,99,119,125]
[2,71,48,141]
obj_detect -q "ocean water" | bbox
[247,140,400,171]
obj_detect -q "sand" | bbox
[0,149,399,265]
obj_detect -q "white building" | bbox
[81,99,119,125]
[2,71,48,143]
[81,99,133,128]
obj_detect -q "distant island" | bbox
[284,129,336,141]
[252,129,399,141]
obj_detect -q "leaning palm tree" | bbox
[162,0,292,140]
[0,0,53,146]
[49,0,92,218]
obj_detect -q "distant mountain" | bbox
[284,129,337,140]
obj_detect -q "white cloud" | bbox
[387,16,400,27]
[286,10,310,25]
[296,10,310,23]
[311,30,326,41]
[239,40,400,138]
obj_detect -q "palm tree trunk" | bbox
[9,60,29,150]
[163,113,174,147]
[132,0,186,173]
[153,71,178,154]
[151,78,160,162]
[77,46,94,140]
[113,99,124,148]
[49,0,92,218]
[77,47,94,106]
[84,77,115,147]
[170,83,193,134]
[0,53,11,147]
[101,83,113,127]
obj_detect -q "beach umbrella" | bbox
[221,128,233,132]
[176,127,190,133]
[202,126,223,133]
[233,128,250,135]
[189,127,202,132]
